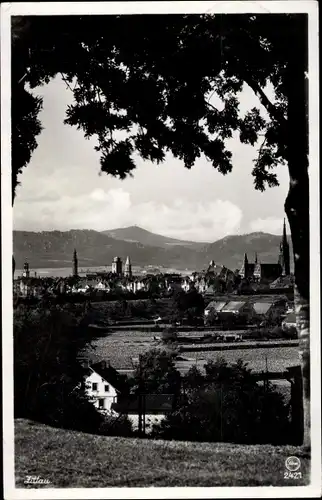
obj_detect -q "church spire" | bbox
[255,252,258,264]
[278,219,290,276]
[241,252,249,279]
[72,248,78,277]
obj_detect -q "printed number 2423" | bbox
[284,471,302,479]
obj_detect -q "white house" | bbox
[83,361,175,433]
[84,361,127,413]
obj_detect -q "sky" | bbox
[13,76,290,243]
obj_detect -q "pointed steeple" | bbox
[255,253,258,264]
[278,218,290,276]
[124,255,132,278]
[241,252,249,279]
[72,248,78,277]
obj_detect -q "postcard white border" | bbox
[1,1,320,499]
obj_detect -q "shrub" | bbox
[14,303,103,434]
[98,413,133,437]
[153,358,291,445]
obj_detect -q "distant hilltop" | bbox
[13,225,293,272]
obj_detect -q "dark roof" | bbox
[248,294,288,304]
[283,312,296,324]
[111,394,175,414]
[89,362,129,393]
[254,263,281,279]
[270,275,295,289]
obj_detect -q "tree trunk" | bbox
[285,15,310,447]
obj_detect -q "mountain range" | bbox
[13,225,293,272]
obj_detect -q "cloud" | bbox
[249,217,285,235]
[14,187,243,242]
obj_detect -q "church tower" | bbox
[240,253,249,279]
[278,219,290,275]
[111,256,122,276]
[23,261,30,278]
[124,256,132,278]
[72,249,78,277]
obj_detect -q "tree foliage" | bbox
[12,14,306,201]
[14,303,103,432]
[154,358,291,444]
[130,349,181,396]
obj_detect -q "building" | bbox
[239,253,255,280]
[281,312,297,337]
[84,361,128,413]
[165,275,183,292]
[205,294,288,326]
[204,299,230,325]
[181,277,195,292]
[239,220,291,283]
[253,262,283,283]
[219,299,255,324]
[251,295,288,325]
[22,261,30,278]
[270,274,295,290]
[111,256,122,275]
[124,256,132,278]
[278,219,291,276]
[72,249,78,277]
[95,280,111,293]
[111,394,176,432]
[18,277,43,297]
[83,361,175,432]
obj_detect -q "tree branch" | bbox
[205,101,217,112]
[254,136,267,166]
[60,73,74,93]
[245,77,287,128]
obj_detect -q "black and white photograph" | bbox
[1,1,321,497]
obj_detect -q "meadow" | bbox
[15,419,310,487]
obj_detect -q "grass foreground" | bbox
[15,419,310,488]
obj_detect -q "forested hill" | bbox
[13,228,292,272]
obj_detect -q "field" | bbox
[83,329,299,373]
[15,419,310,487]
[80,329,299,405]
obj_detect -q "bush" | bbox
[153,358,292,445]
[14,303,103,434]
[98,413,133,437]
